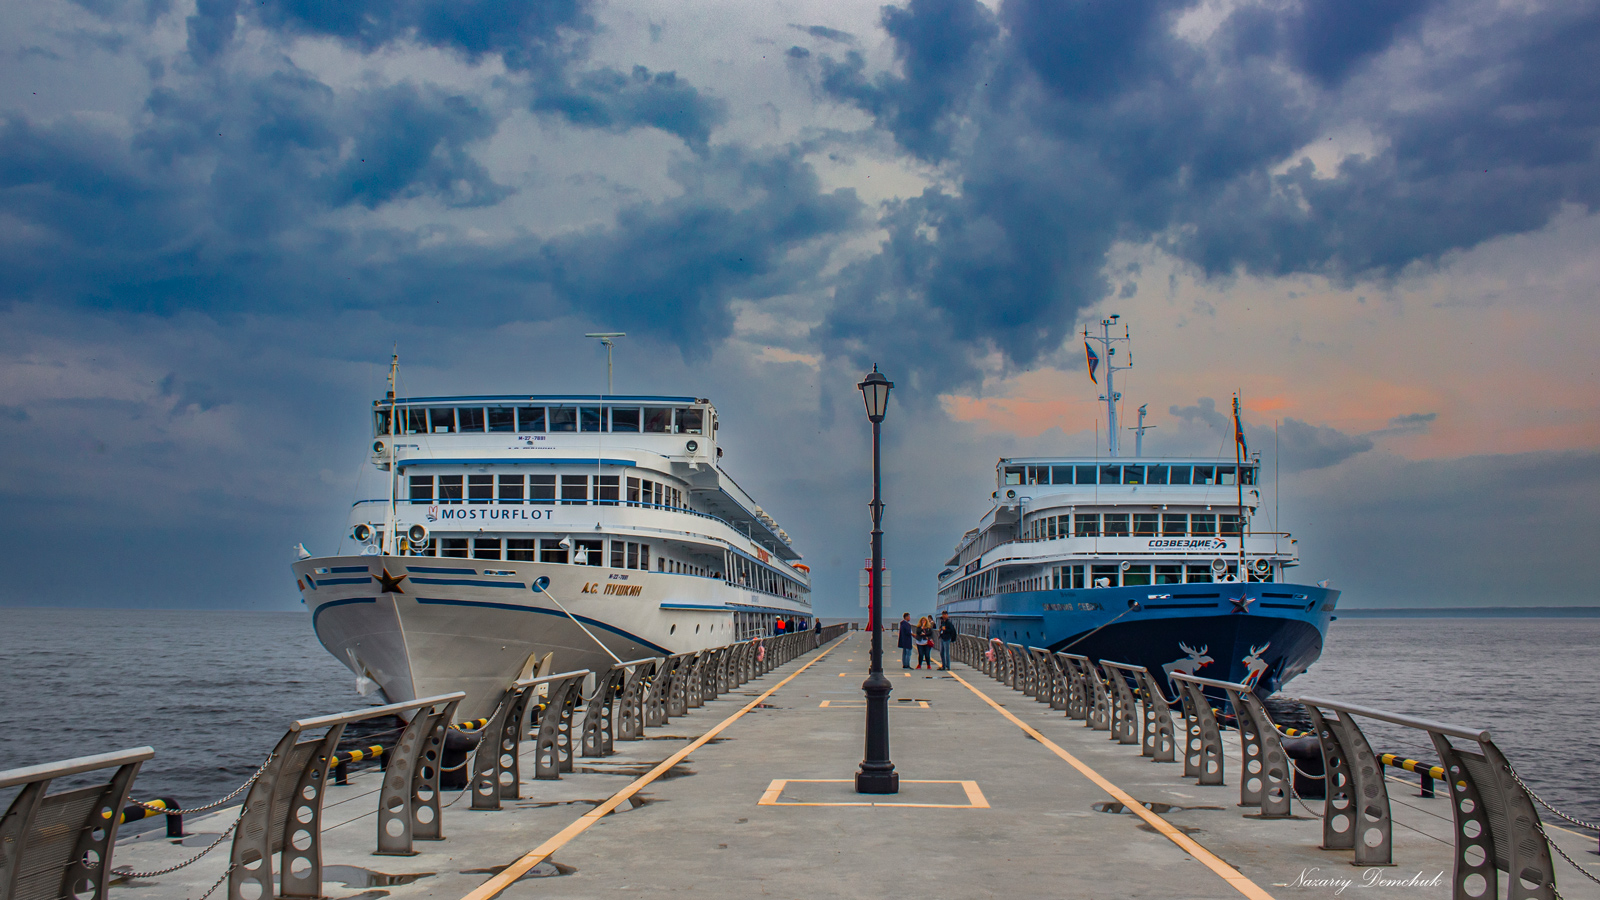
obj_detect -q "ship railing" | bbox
[0,746,154,900]
[226,692,464,900]
[1294,696,1557,895]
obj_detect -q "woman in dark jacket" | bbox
[914,616,935,669]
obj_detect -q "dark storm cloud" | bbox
[1169,398,1231,432]
[531,65,727,151]
[1276,418,1374,472]
[790,24,856,45]
[807,0,1600,393]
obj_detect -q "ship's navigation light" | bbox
[352,523,373,543]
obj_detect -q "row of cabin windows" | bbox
[994,562,1273,592]
[378,405,705,436]
[409,474,683,510]
[1003,463,1257,487]
[1027,512,1245,539]
[403,534,798,599]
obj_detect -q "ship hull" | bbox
[942,581,1337,697]
[294,555,813,718]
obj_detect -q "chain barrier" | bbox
[1286,761,1325,819]
[1502,764,1600,893]
[191,863,238,900]
[112,805,244,879]
[127,753,275,815]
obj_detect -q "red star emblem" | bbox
[377,568,407,593]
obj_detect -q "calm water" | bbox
[1,611,1597,825]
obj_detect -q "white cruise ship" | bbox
[292,376,813,718]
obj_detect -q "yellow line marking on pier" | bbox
[949,670,1277,900]
[460,640,843,900]
[758,779,988,808]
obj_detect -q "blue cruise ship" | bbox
[935,317,1337,697]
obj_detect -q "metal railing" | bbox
[0,746,154,900]
[949,632,1574,900]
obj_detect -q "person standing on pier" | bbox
[898,613,914,668]
[915,616,935,668]
[938,612,957,670]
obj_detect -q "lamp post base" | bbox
[855,768,899,794]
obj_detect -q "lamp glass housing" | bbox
[858,368,894,422]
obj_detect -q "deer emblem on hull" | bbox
[1241,642,1271,689]
[1162,642,1213,693]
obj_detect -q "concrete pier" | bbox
[108,631,1600,899]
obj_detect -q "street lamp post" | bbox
[855,365,898,794]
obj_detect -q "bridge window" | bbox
[374,409,392,436]
[644,407,672,433]
[507,539,535,561]
[549,407,577,432]
[468,475,493,503]
[517,407,545,432]
[409,475,433,503]
[1241,466,1257,485]
[458,407,486,433]
[1075,465,1097,484]
[1100,464,1121,485]
[498,475,524,503]
[612,407,641,432]
[1122,465,1144,485]
[1145,465,1168,484]
[441,538,468,558]
[530,474,555,504]
[438,475,463,504]
[1192,465,1215,485]
[1003,465,1023,486]
[1026,466,1048,485]
[1123,564,1152,586]
[560,475,588,504]
[473,538,501,559]
[1051,465,1073,484]
[428,407,456,433]
[1216,465,1235,485]
[1133,514,1158,536]
[1103,514,1130,537]
[404,408,428,434]
[580,406,603,432]
[1162,513,1188,536]
[539,539,568,564]
[1156,564,1183,584]
[488,407,515,432]
[1075,513,1100,537]
[1191,514,1216,535]
[1168,465,1192,485]
[678,408,704,434]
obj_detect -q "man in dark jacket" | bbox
[898,613,914,668]
[938,611,958,670]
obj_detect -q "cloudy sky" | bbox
[3,0,1597,616]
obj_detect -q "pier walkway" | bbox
[95,631,1600,898]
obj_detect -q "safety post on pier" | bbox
[227,691,464,900]
[469,670,589,811]
[0,746,154,900]
[1172,673,1292,818]
[1297,696,1559,898]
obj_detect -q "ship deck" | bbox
[111,631,1600,900]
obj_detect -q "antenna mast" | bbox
[1084,316,1132,457]
[384,350,399,557]
[1129,403,1156,457]
[585,333,626,395]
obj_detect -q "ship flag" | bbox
[1232,397,1248,456]
[1084,342,1100,384]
